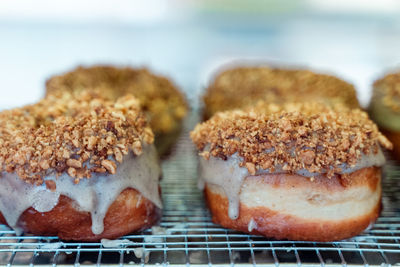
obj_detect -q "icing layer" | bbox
[0,145,161,235]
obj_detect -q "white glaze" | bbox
[0,144,161,235]
[144,226,165,248]
[133,247,150,262]
[40,242,64,250]
[101,239,135,248]
[199,147,386,220]
[248,218,257,232]
[199,154,248,219]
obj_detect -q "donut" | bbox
[369,71,400,159]
[45,65,188,155]
[203,66,359,119]
[0,91,162,241]
[191,102,391,241]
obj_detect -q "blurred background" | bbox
[0,0,400,109]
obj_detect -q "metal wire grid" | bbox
[0,114,399,266]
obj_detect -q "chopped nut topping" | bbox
[203,66,359,119]
[67,167,77,178]
[66,159,82,169]
[299,150,315,165]
[87,136,97,150]
[45,180,56,192]
[39,160,50,170]
[101,160,116,174]
[45,65,188,135]
[373,72,400,113]
[113,148,123,163]
[191,102,392,178]
[245,162,256,175]
[0,90,154,184]
[131,140,143,156]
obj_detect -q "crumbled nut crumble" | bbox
[203,66,359,118]
[45,65,188,134]
[191,102,392,178]
[373,72,400,113]
[0,90,154,184]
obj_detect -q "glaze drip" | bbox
[0,144,161,235]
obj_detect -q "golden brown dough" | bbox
[204,168,381,241]
[0,189,160,241]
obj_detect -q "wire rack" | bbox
[0,113,399,267]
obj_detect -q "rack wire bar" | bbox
[0,114,399,266]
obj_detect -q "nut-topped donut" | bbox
[203,66,359,119]
[46,65,188,155]
[191,102,391,241]
[369,71,400,159]
[0,91,162,241]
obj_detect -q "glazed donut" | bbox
[0,91,162,241]
[203,66,359,119]
[46,65,188,155]
[191,102,391,241]
[369,71,400,159]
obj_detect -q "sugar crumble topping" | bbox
[46,65,188,134]
[0,91,154,184]
[373,72,400,113]
[203,66,359,118]
[191,102,392,178]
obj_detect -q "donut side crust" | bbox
[0,188,160,241]
[204,167,381,241]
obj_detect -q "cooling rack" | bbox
[0,113,399,267]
